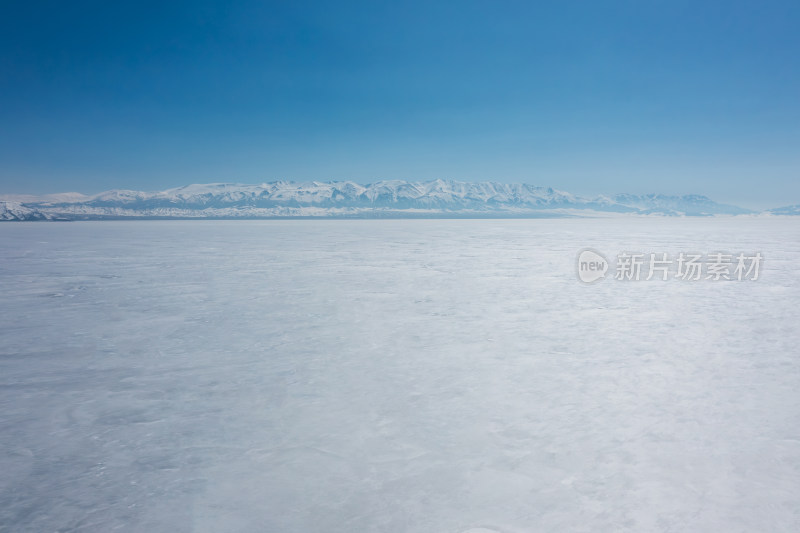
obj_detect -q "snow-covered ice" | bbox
[1,218,799,532]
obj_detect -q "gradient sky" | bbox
[1,0,799,208]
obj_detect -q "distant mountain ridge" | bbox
[765,205,800,216]
[0,179,788,220]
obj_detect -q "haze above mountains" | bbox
[1,180,798,221]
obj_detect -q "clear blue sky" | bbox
[1,0,799,207]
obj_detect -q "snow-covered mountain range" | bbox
[0,180,787,220]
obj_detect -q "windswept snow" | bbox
[1,218,799,532]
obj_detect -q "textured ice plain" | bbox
[1,218,799,533]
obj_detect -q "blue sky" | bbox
[1,0,798,207]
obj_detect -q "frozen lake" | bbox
[1,218,799,532]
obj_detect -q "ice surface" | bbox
[1,218,799,532]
